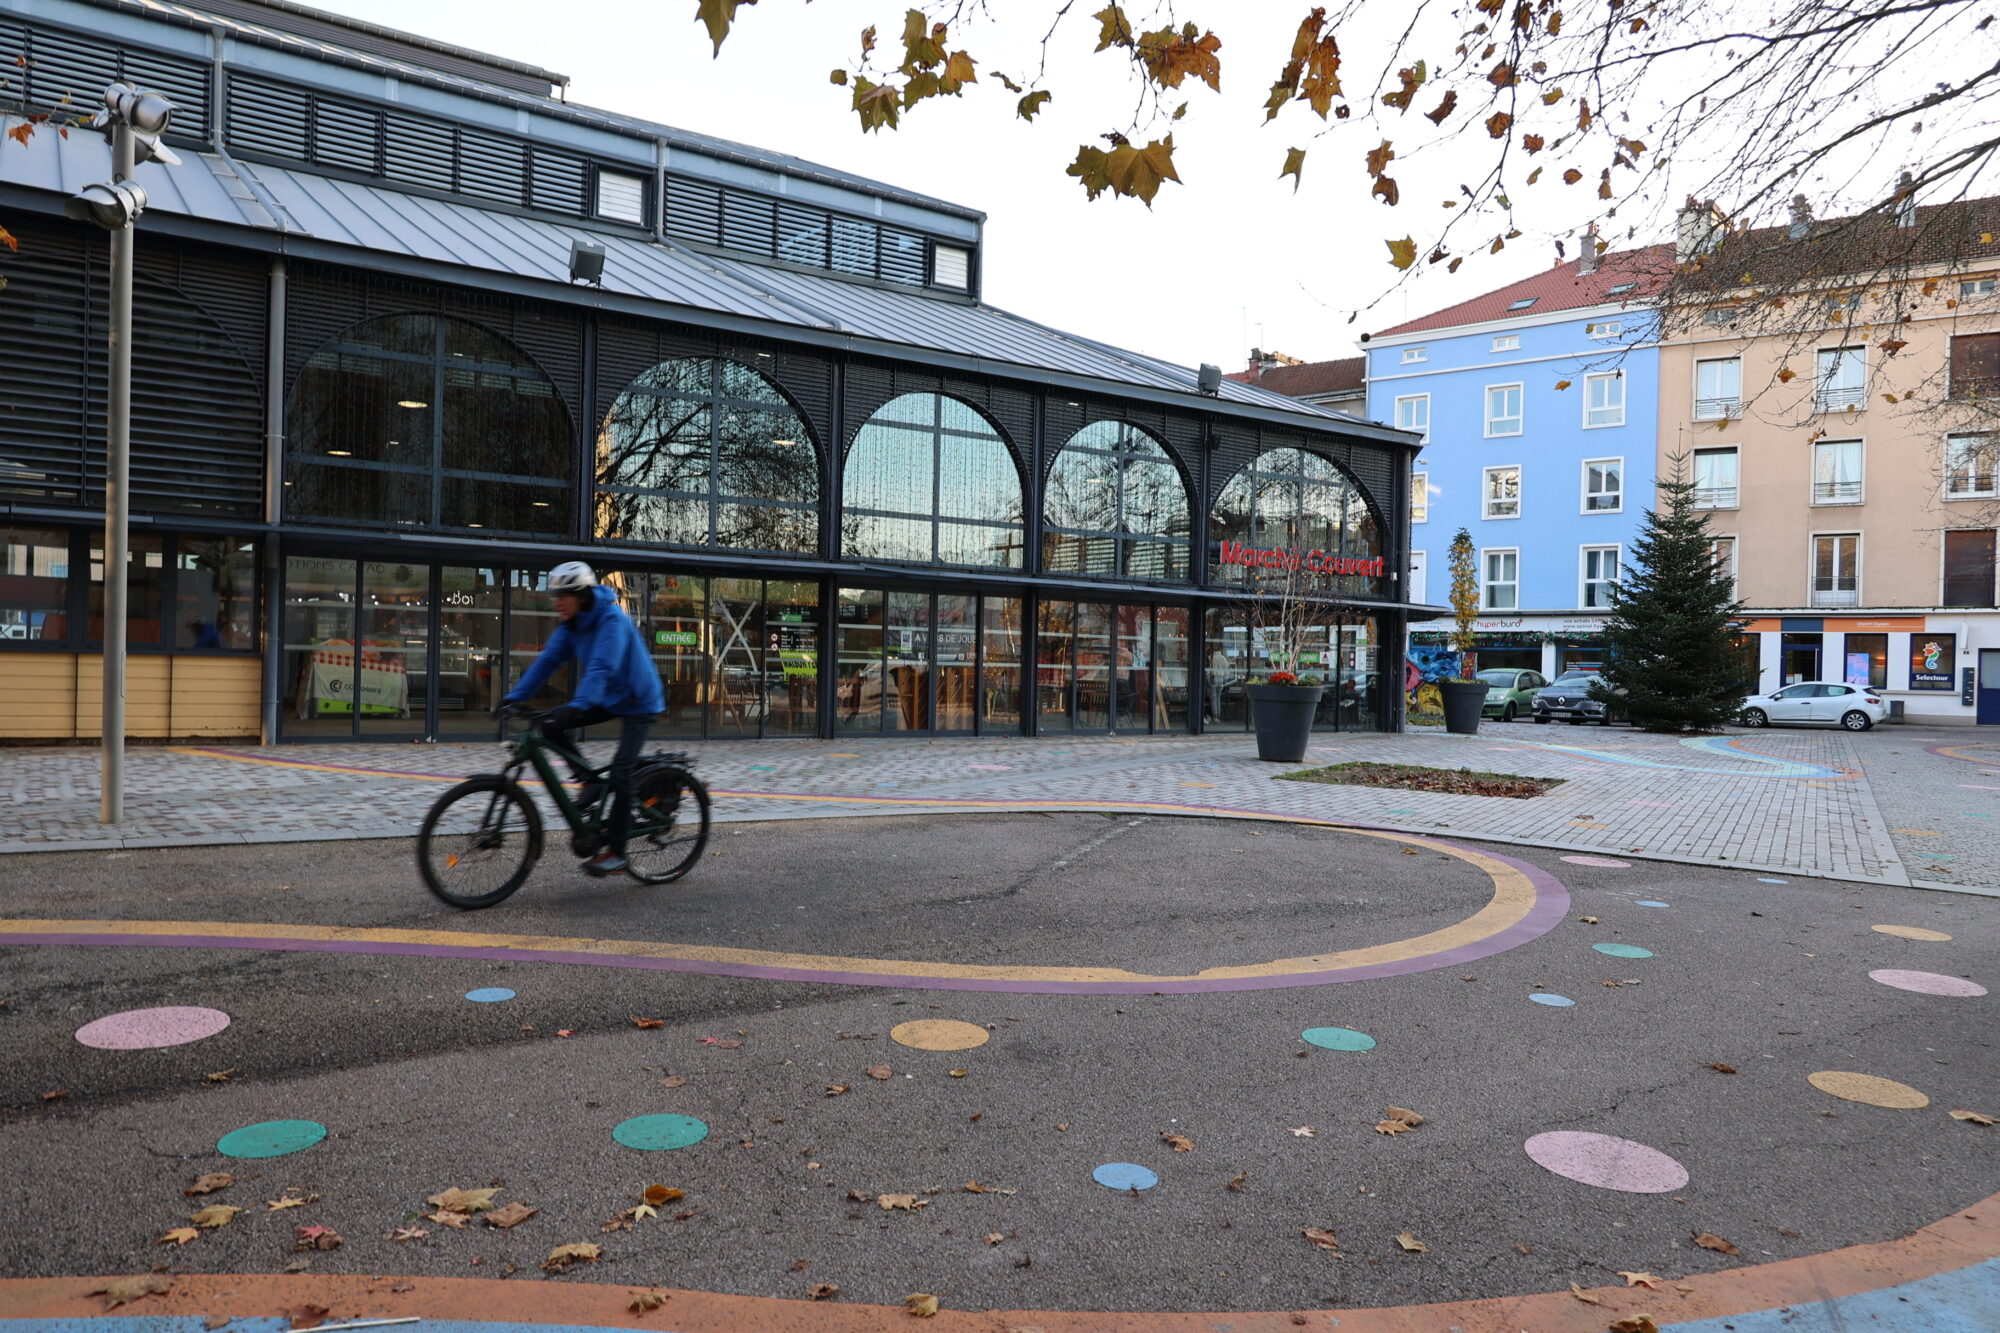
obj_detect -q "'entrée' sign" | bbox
[1216,541,1385,577]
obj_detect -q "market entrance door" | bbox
[1036,601,1190,735]
[835,589,1024,736]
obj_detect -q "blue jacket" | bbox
[506,585,665,716]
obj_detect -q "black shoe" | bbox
[584,850,628,877]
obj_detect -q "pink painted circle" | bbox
[1559,855,1631,869]
[75,1006,231,1050]
[1868,969,1988,998]
[1523,1131,1689,1193]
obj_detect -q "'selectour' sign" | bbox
[1215,541,1385,577]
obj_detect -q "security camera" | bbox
[64,180,148,230]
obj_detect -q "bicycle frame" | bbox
[497,721,607,835]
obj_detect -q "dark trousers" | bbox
[545,707,654,855]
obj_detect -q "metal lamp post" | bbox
[65,82,178,823]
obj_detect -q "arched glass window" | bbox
[286,314,570,535]
[1043,421,1191,581]
[1210,447,1386,595]
[843,393,1024,568]
[596,357,819,553]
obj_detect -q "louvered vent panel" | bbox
[309,97,380,174]
[382,110,455,190]
[665,177,722,245]
[225,74,310,159]
[775,204,828,268]
[829,217,876,276]
[719,190,776,258]
[579,161,635,220]
[878,229,925,286]
[456,128,528,205]
[22,25,121,118]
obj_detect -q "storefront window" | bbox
[436,566,503,734]
[287,314,571,537]
[836,588,886,733]
[1,527,72,644]
[766,581,820,737]
[1043,421,1192,581]
[1781,632,1823,685]
[282,556,357,737]
[982,597,1024,731]
[89,534,168,646]
[844,393,1025,569]
[1155,607,1191,731]
[1209,447,1386,596]
[174,538,257,650]
[597,357,819,553]
[1911,632,1956,690]
[358,561,426,735]
[709,576,766,738]
[1037,599,1077,731]
[606,571,705,738]
[1843,633,1888,689]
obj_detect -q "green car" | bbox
[1477,667,1548,721]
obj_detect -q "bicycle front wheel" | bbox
[419,776,544,909]
[625,766,711,885]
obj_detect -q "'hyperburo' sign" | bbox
[1215,541,1385,577]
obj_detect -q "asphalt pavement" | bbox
[0,813,1994,1319]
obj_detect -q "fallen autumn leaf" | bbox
[1707,1063,1738,1075]
[809,1283,840,1300]
[89,1275,173,1311]
[631,1017,665,1029]
[1693,1231,1741,1255]
[294,1224,342,1251]
[628,1290,668,1313]
[484,1201,538,1229]
[1395,1232,1429,1252]
[866,1065,894,1080]
[158,1227,200,1246]
[906,1293,939,1317]
[184,1173,234,1197]
[543,1241,603,1272]
[190,1205,243,1229]
[428,1186,500,1215]
[1619,1271,1665,1291]
[1161,1132,1195,1152]
[644,1185,683,1205]
[1608,1317,1661,1333]
[1569,1282,1604,1305]
[1301,1227,1340,1252]
[1950,1109,1996,1125]
[878,1193,928,1211]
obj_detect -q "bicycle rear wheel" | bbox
[625,766,711,884]
[419,776,544,909]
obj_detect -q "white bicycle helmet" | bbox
[548,560,597,594]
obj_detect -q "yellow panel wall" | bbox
[0,654,261,740]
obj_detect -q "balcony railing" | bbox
[1691,485,1738,508]
[1815,385,1867,412]
[1812,479,1862,503]
[1810,581,1860,608]
[1693,396,1739,421]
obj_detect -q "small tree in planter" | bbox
[1435,528,1487,734]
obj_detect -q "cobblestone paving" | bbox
[10,720,1995,891]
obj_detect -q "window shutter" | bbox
[1943,529,1997,607]
[1950,334,2000,397]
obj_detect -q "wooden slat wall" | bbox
[0,656,259,739]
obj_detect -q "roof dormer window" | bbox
[1507,297,1538,310]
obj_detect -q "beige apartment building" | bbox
[1657,201,2000,724]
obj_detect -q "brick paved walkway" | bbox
[8,721,1995,893]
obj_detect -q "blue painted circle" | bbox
[1592,942,1655,959]
[1092,1162,1158,1191]
[1757,877,1789,884]
[1301,1026,1377,1052]
[464,987,515,1003]
[1634,900,1670,909]
[217,1119,326,1159]
[1530,993,1576,1007]
[613,1113,709,1151]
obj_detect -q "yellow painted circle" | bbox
[891,1020,991,1052]
[1808,1070,1930,1109]
[1873,925,1953,942]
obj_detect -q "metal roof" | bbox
[0,119,1412,444]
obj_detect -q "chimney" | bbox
[1578,221,1600,275]
[1894,170,1917,228]
[1242,348,1265,382]
[1788,194,1812,241]
[1676,196,1729,262]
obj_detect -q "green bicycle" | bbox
[417,706,711,909]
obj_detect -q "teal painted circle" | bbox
[1757,877,1789,884]
[1592,942,1654,959]
[1530,993,1575,1007]
[613,1113,709,1151]
[1093,1162,1157,1191]
[216,1119,326,1159]
[1301,1026,1376,1051]
[465,987,515,1002]
[1634,900,1670,909]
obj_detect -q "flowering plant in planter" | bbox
[1265,670,1299,686]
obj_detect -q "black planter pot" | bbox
[1246,683,1325,762]
[1437,679,1487,735]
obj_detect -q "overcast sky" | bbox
[316,0,1598,374]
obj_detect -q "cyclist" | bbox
[501,562,664,877]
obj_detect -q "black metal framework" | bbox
[595,356,820,554]
[842,392,1027,570]
[1041,421,1193,583]
[1209,446,1387,597]
[0,524,259,654]
[285,313,573,538]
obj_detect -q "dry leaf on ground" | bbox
[484,1201,538,1228]
[906,1293,939,1317]
[1226,1173,1246,1191]
[949,1068,967,1078]
[1707,1063,1738,1075]
[1384,1106,1424,1126]
[426,1210,470,1229]
[809,1283,840,1300]
[962,1180,1016,1194]
[388,1225,429,1242]
[1300,1227,1340,1252]
[644,1185,683,1205]
[428,1186,500,1214]
[1569,1282,1604,1305]
[825,1084,851,1097]
[631,1017,665,1029]
[659,1075,687,1088]
[267,1194,316,1211]
[287,1302,330,1329]
[878,1193,928,1211]
[158,1227,200,1246]
[1950,1109,1996,1125]
[41,1089,67,1101]
[632,1204,658,1221]
[205,1069,236,1083]
[1374,1120,1415,1135]
[628,1290,668,1313]
[1288,1126,1317,1137]
[294,1224,343,1251]
[1619,1271,1665,1290]
[1395,1232,1428,1252]
[1161,1132,1195,1151]
[1580,916,1599,924]
[697,1036,742,1048]
[543,1241,603,1272]
[1608,1317,1661,1333]
[866,1065,894,1080]
[190,1205,242,1229]
[90,1275,173,1311]
[1693,1231,1741,1255]
[983,1231,1005,1245]
[847,1189,875,1202]
[183,1173,234,1196]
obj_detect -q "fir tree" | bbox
[1592,459,1749,732]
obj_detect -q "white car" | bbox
[1738,681,1888,731]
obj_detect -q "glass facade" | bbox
[597,357,819,553]
[1202,603,1379,733]
[1209,447,1386,598]
[286,315,571,536]
[1042,421,1192,581]
[1037,601,1190,734]
[843,393,1025,569]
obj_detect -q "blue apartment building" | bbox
[1365,247,1669,685]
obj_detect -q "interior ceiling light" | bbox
[326,449,352,457]
[397,400,429,409]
